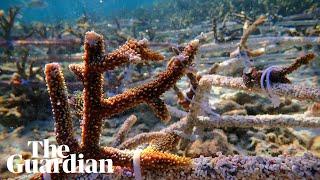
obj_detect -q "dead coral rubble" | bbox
[143,153,320,179]
[115,54,320,179]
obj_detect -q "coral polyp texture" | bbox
[41,31,199,179]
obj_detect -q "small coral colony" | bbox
[1,0,320,179]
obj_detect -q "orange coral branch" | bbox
[88,38,164,72]
[43,30,198,179]
[44,63,80,153]
[100,39,199,122]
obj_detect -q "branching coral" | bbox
[115,72,320,178]
[242,53,316,88]
[39,31,200,179]
[0,48,49,127]
[202,74,320,103]
[208,16,266,76]
[31,15,320,179]
[231,15,266,58]
[112,115,138,147]
[13,48,43,83]
[173,73,201,111]
[0,7,20,58]
[0,7,20,41]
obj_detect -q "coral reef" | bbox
[1,2,320,179]
[38,29,320,179]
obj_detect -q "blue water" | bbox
[0,0,154,23]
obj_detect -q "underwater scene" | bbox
[0,0,320,179]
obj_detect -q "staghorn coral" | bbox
[173,72,201,111]
[170,76,320,153]
[115,73,320,178]
[243,53,316,88]
[0,7,20,59]
[13,48,43,83]
[39,31,199,179]
[31,17,320,178]
[238,16,266,53]
[112,115,138,147]
[207,16,267,76]
[0,7,20,41]
[201,74,320,103]
[0,48,49,127]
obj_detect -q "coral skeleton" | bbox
[129,76,320,148]
[0,38,81,47]
[112,115,138,147]
[209,16,266,76]
[173,72,201,111]
[141,153,320,179]
[115,72,320,178]
[202,74,320,103]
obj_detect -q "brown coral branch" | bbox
[88,38,164,72]
[230,16,266,59]
[174,73,201,111]
[42,31,199,179]
[173,84,190,110]
[76,31,168,149]
[69,64,84,81]
[100,39,199,122]
[80,31,106,149]
[243,53,316,88]
[278,53,316,76]
[239,16,266,49]
[44,63,80,153]
[96,145,192,172]
[148,132,180,152]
